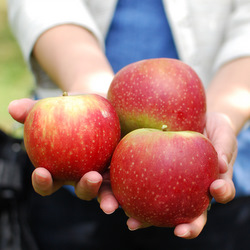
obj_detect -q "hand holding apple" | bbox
[104,58,236,238]
[125,112,237,238]
[8,97,120,204]
[107,58,216,229]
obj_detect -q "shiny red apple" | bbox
[110,128,219,227]
[107,58,206,136]
[24,93,121,182]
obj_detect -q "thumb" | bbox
[8,98,37,124]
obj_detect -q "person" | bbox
[7,0,250,249]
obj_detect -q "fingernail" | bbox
[213,180,226,192]
[104,209,115,215]
[35,171,47,179]
[222,155,229,169]
[176,230,191,238]
[8,100,18,112]
[128,226,139,231]
[87,178,100,184]
[127,219,140,231]
[9,100,18,106]
[34,171,48,185]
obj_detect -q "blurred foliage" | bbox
[0,0,34,137]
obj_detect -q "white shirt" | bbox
[7,0,250,97]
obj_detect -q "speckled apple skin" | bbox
[107,58,206,136]
[24,94,121,181]
[110,129,219,227]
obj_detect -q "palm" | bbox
[116,112,237,238]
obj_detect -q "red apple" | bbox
[110,128,219,227]
[107,58,206,136]
[24,93,121,182]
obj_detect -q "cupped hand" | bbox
[98,112,238,239]
[8,98,114,206]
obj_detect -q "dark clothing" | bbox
[29,186,250,250]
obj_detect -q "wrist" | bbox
[67,72,114,98]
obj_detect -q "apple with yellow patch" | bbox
[107,58,206,136]
[24,93,121,181]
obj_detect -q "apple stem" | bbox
[63,92,68,96]
[161,125,168,131]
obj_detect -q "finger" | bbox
[206,113,237,174]
[98,179,119,214]
[74,171,103,201]
[8,98,37,124]
[32,167,63,196]
[126,217,151,231]
[217,154,229,174]
[216,142,237,175]
[174,210,207,239]
[210,178,235,204]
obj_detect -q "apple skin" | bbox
[107,58,206,136]
[24,94,121,182]
[110,128,219,227]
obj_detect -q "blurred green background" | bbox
[0,0,34,137]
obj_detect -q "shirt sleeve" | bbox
[213,0,250,71]
[7,0,104,66]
